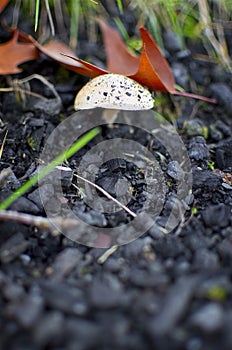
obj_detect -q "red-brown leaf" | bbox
[131,28,176,92]
[99,21,216,102]
[0,29,39,75]
[0,0,10,14]
[31,37,107,78]
[98,18,139,75]
[98,20,175,91]
[15,23,216,104]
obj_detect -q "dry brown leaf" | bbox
[7,23,216,103]
[98,18,139,75]
[99,21,216,102]
[30,37,108,78]
[130,27,176,92]
[0,29,39,75]
[0,0,10,14]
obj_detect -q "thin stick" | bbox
[0,130,8,160]
[74,173,137,218]
[45,0,55,36]
[97,245,119,264]
[0,87,48,100]
[18,74,60,100]
[0,210,79,233]
[1,74,61,102]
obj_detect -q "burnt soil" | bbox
[0,5,232,350]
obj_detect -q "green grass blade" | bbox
[34,0,40,32]
[0,127,101,211]
[116,0,123,14]
[69,0,80,49]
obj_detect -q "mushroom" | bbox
[74,73,154,123]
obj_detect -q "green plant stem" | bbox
[0,127,101,211]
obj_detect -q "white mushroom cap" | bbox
[74,73,154,111]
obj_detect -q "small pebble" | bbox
[188,136,209,161]
[48,248,83,282]
[202,204,231,230]
[190,303,224,332]
[167,160,184,181]
[0,233,30,264]
[163,31,182,52]
[210,83,232,115]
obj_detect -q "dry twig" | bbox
[0,210,79,234]
[74,173,137,218]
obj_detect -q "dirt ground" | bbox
[0,4,232,350]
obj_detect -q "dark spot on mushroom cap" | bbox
[126,92,131,96]
[87,96,90,100]
[103,92,108,96]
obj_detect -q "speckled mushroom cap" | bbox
[74,73,154,111]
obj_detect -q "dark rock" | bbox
[3,282,25,301]
[0,233,30,264]
[189,303,224,332]
[28,116,45,127]
[215,137,232,170]
[188,136,209,160]
[209,120,231,141]
[202,204,231,230]
[28,184,55,211]
[167,161,184,181]
[123,238,146,259]
[64,318,103,349]
[153,236,186,259]
[73,206,107,227]
[56,166,74,189]
[10,195,40,214]
[41,282,87,315]
[6,287,44,328]
[172,63,189,89]
[189,62,211,85]
[185,337,203,350]
[218,238,232,262]
[148,224,165,239]
[210,83,232,115]
[163,31,182,52]
[33,311,64,347]
[48,248,83,282]
[129,267,169,288]
[89,279,125,308]
[215,120,232,137]
[1,167,21,190]
[176,49,191,59]
[209,124,224,141]
[149,275,200,335]
[192,169,222,190]
[32,97,62,116]
[222,182,232,190]
[193,248,219,270]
